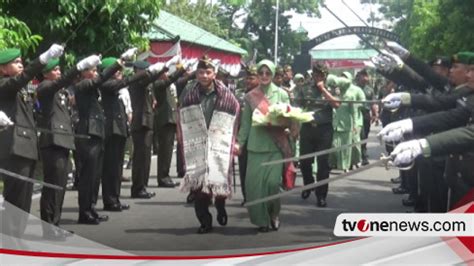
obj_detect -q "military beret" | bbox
[274,66,284,76]
[283,65,292,71]
[356,68,369,77]
[429,56,451,68]
[100,57,118,69]
[0,48,21,65]
[312,63,328,75]
[218,66,229,76]
[42,58,60,73]
[133,60,150,69]
[245,65,258,76]
[452,52,474,65]
[197,55,216,69]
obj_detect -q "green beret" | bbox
[342,71,353,80]
[133,60,150,69]
[274,66,284,77]
[100,57,118,69]
[452,52,474,65]
[0,48,21,65]
[312,62,328,75]
[42,58,60,73]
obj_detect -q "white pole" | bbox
[274,0,279,65]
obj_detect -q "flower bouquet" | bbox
[252,103,314,127]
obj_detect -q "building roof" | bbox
[310,49,378,60]
[145,10,247,55]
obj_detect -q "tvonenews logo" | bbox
[334,214,474,237]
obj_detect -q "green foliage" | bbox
[220,0,321,65]
[362,0,474,59]
[1,0,162,63]
[0,13,42,53]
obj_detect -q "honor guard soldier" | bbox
[0,44,64,237]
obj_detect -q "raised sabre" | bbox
[0,168,63,191]
[245,155,394,207]
[262,138,371,166]
[294,98,382,105]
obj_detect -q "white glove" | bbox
[391,139,424,166]
[382,92,410,109]
[118,88,132,114]
[121,47,138,61]
[76,55,102,71]
[165,55,181,68]
[148,62,166,74]
[377,118,413,142]
[385,41,410,60]
[39,44,64,64]
[0,111,14,127]
[370,54,394,72]
[381,50,404,69]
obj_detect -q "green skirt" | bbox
[245,151,283,227]
[330,130,352,171]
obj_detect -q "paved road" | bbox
[30,126,409,254]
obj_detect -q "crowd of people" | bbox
[1,38,473,241]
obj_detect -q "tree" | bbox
[1,0,162,63]
[0,13,42,52]
[362,0,474,59]
[162,0,229,39]
[219,0,321,65]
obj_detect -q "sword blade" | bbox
[36,127,90,139]
[294,98,381,104]
[245,159,386,207]
[262,138,371,166]
[0,168,64,191]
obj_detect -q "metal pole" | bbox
[274,0,279,65]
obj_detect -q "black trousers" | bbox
[40,146,69,228]
[102,134,126,206]
[194,191,225,227]
[418,158,448,212]
[131,127,153,195]
[76,136,103,215]
[238,146,248,201]
[1,155,35,237]
[299,123,333,199]
[155,123,176,182]
[361,109,371,162]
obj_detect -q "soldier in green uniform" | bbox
[294,64,340,207]
[37,55,101,239]
[234,65,259,203]
[355,69,377,165]
[0,44,64,237]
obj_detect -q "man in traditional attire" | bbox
[178,56,239,234]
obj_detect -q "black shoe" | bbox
[257,226,270,233]
[402,198,415,207]
[104,203,123,212]
[91,210,109,222]
[120,203,130,210]
[317,198,327,207]
[158,178,176,188]
[216,208,228,226]
[271,217,280,231]
[392,186,409,194]
[131,190,155,199]
[197,225,213,234]
[391,177,401,184]
[301,190,311,200]
[78,213,100,225]
[186,192,195,203]
[240,200,246,207]
[361,159,369,166]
